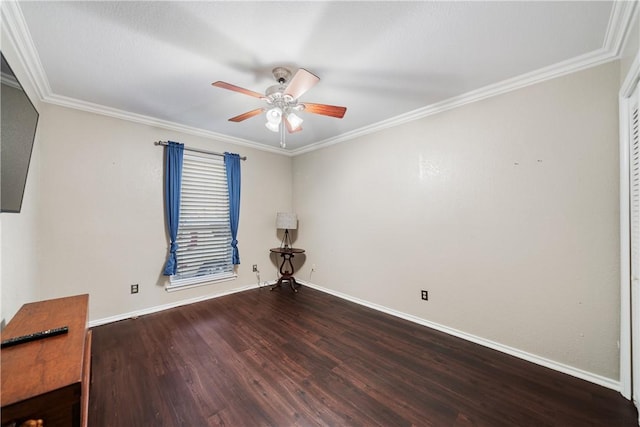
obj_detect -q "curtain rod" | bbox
[154,141,247,161]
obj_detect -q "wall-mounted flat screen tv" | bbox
[1,51,39,213]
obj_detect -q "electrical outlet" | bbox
[252,264,258,272]
[131,284,139,294]
[421,290,428,301]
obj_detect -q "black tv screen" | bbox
[1,52,39,213]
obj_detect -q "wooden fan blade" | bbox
[229,108,264,122]
[212,81,264,99]
[284,69,320,100]
[302,103,347,119]
[285,118,303,134]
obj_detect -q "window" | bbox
[168,151,235,290]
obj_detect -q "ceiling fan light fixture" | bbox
[265,121,280,132]
[266,107,282,124]
[287,112,303,130]
[213,66,346,147]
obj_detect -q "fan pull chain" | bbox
[280,120,286,148]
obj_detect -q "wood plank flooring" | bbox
[88,286,637,426]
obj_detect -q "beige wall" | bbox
[2,102,292,322]
[0,29,44,325]
[293,61,621,380]
[0,123,41,326]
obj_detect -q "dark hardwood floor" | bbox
[88,286,637,426]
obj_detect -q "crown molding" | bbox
[0,0,50,101]
[603,0,638,56]
[1,1,290,157]
[3,0,636,158]
[44,93,289,156]
[290,46,619,156]
[292,1,637,156]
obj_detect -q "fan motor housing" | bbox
[265,84,283,98]
[272,67,291,85]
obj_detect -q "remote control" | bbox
[1,326,69,349]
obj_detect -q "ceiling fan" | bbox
[212,67,347,148]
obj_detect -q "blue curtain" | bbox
[163,141,184,275]
[224,152,241,265]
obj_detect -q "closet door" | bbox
[629,83,640,404]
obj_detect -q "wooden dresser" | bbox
[1,295,91,427]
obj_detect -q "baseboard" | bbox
[298,280,621,393]
[88,282,261,328]
[88,279,621,392]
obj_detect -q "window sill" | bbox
[165,273,237,293]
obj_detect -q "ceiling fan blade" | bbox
[285,118,303,134]
[302,103,347,119]
[284,69,320,100]
[212,81,264,99]
[228,108,264,122]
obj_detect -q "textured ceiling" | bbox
[5,1,627,153]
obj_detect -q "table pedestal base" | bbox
[269,248,304,293]
[270,275,300,292]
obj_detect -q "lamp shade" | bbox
[266,107,282,124]
[286,112,303,130]
[276,212,297,230]
[265,121,280,132]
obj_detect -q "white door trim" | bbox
[620,51,640,401]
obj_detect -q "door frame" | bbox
[620,51,640,401]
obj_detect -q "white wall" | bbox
[3,102,292,323]
[293,61,621,380]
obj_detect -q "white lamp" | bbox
[276,212,297,249]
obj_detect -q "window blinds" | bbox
[170,152,234,288]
